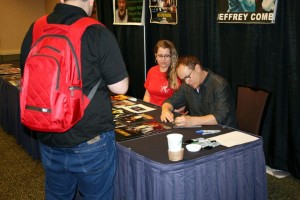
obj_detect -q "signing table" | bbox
[0,74,267,199]
[114,122,268,199]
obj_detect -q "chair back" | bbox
[236,85,271,135]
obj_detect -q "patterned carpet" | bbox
[0,128,44,200]
[0,126,300,200]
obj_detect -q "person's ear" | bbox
[60,0,64,3]
[90,0,95,6]
[195,64,201,72]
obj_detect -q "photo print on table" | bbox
[110,94,129,101]
[122,104,156,113]
[112,107,130,119]
[115,120,172,141]
[117,113,154,124]
[112,99,136,108]
[114,119,127,128]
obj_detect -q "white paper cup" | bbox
[167,133,183,152]
[168,148,184,161]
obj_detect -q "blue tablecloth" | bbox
[0,77,268,199]
[0,77,40,160]
[114,130,268,200]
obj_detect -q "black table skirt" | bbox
[0,77,40,160]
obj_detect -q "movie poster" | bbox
[149,0,177,25]
[113,0,145,25]
[217,0,278,24]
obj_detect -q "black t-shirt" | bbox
[20,3,128,147]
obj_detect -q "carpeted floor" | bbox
[267,174,300,200]
[0,128,44,200]
[0,126,300,200]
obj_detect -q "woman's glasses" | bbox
[156,54,171,59]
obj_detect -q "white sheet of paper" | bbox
[208,131,259,147]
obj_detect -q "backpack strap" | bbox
[69,17,103,106]
[32,15,103,45]
[83,79,102,109]
[68,17,102,44]
[88,79,102,99]
[32,15,48,45]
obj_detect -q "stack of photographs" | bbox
[111,95,171,141]
[1,74,21,87]
[0,64,21,75]
[0,64,21,87]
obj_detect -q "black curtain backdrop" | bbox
[96,1,300,178]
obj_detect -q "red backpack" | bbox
[20,15,101,133]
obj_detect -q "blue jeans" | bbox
[39,130,117,200]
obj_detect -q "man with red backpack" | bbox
[20,0,129,199]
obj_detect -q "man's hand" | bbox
[174,115,191,127]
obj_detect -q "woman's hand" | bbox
[161,109,174,123]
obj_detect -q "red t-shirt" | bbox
[144,65,179,106]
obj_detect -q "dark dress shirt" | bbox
[165,70,237,128]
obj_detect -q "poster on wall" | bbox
[217,0,278,24]
[149,0,177,25]
[113,0,145,25]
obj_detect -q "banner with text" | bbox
[149,0,177,25]
[113,0,145,26]
[217,0,278,24]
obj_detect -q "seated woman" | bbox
[144,40,180,106]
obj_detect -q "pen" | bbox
[195,130,221,135]
[173,111,188,125]
[181,111,188,116]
